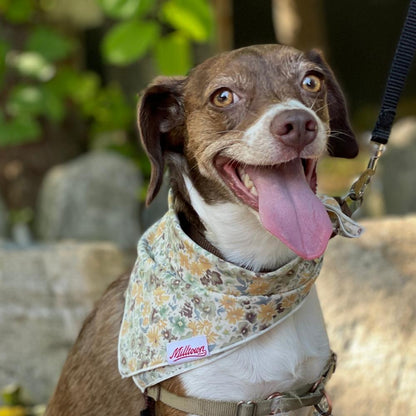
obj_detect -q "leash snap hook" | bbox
[341,142,386,215]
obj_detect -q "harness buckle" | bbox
[236,400,257,416]
[266,392,283,415]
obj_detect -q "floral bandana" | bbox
[118,193,361,392]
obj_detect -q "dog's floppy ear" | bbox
[306,49,359,158]
[138,76,186,205]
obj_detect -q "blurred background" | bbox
[1,1,416,415]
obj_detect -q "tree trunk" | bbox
[212,0,234,52]
[272,0,327,51]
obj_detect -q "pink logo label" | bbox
[167,335,209,365]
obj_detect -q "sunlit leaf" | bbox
[69,73,101,107]
[102,20,160,65]
[7,85,65,122]
[97,0,139,19]
[154,32,191,75]
[8,51,55,81]
[26,26,74,62]
[7,85,44,116]
[161,0,214,42]
[97,0,155,19]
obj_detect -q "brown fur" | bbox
[45,274,147,415]
[45,273,184,416]
[45,44,357,416]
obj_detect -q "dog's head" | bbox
[139,45,358,263]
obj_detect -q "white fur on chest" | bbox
[179,287,330,416]
[180,179,331,415]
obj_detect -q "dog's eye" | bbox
[211,88,238,107]
[301,74,322,93]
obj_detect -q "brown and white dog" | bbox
[45,44,358,416]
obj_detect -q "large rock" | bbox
[317,215,416,416]
[379,117,416,215]
[0,241,132,404]
[36,151,142,250]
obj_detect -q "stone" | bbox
[379,117,416,215]
[36,151,142,250]
[317,215,416,416]
[0,241,133,404]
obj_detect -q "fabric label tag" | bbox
[167,335,209,365]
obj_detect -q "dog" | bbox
[45,44,358,416]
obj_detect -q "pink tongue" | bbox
[246,159,333,259]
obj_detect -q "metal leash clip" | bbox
[312,389,333,416]
[340,142,385,215]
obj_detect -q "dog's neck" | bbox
[183,176,296,272]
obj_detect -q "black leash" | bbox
[371,0,416,145]
[341,0,416,214]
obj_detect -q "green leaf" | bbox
[25,27,74,62]
[97,0,139,19]
[7,85,44,116]
[88,84,134,133]
[136,0,155,17]
[46,68,98,101]
[46,69,101,119]
[97,0,155,19]
[41,86,66,122]
[68,72,101,106]
[7,85,65,122]
[3,0,34,23]
[0,39,9,87]
[102,19,160,65]
[8,51,55,81]
[154,32,191,75]
[161,0,214,42]
[0,116,41,146]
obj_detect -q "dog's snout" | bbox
[270,110,318,151]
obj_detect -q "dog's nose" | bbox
[270,110,318,151]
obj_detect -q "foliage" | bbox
[0,2,132,146]
[99,0,214,73]
[0,0,215,148]
[0,384,45,416]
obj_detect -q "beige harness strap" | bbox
[146,353,336,416]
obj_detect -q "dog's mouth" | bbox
[215,157,333,260]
